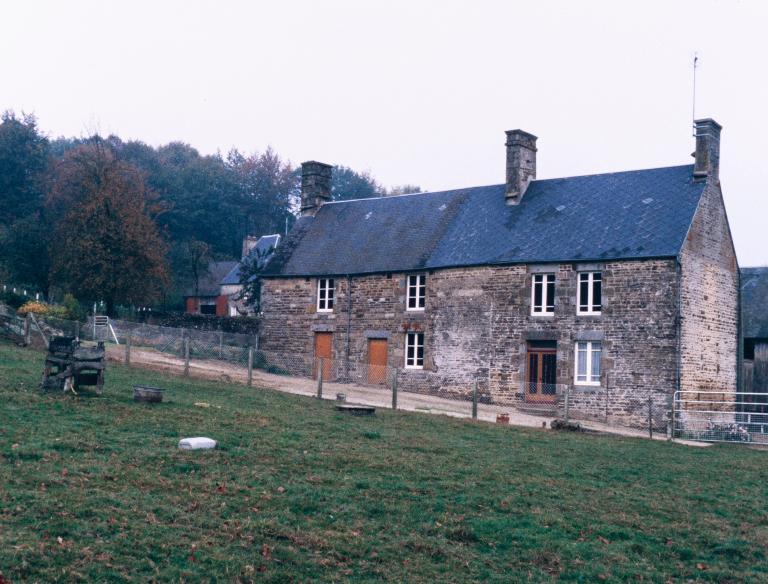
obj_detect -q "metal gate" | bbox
[673,391,768,443]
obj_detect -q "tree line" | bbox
[0,111,420,314]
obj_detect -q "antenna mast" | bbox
[691,53,699,136]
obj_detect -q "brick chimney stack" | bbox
[505,130,537,205]
[693,118,722,181]
[300,161,333,216]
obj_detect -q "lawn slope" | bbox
[1,342,766,582]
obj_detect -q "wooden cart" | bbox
[41,336,105,394]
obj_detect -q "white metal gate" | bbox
[673,391,768,443]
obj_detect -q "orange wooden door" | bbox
[314,333,333,380]
[526,349,557,403]
[367,339,388,384]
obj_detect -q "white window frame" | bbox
[577,272,602,315]
[316,278,335,312]
[531,273,555,316]
[405,332,425,369]
[574,341,602,386]
[406,274,426,311]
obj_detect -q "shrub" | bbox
[17,301,48,316]
[62,293,86,321]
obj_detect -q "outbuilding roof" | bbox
[262,164,706,277]
[221,234,281,286]
[742,267,768,339]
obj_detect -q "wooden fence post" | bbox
[184,338,190,377]
[218,330,224,359]
[564,386,571,422]
[391,368,398,410]
[125,335,131,365]
[24,313,31,346]
[247,347,254,388]
[472,379,478,420]
[648,396,653,439]
[316,358,323,399]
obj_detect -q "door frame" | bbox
[526,342,558,404]
[367,338,388,385]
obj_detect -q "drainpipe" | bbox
[345,274,352,380]
[675,258,683,399]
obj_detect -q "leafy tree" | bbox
[1,212,53,295]
[47,141,169,315]
[172,239,211,298]
[331,165,385,201]
[388,184,422,196]
[0,111,50,226]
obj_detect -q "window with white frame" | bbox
[577,272,602,314]
[574,341,601,385]
[406,274,426,311]
[531,273,555,315]
[405,332,424,368]
[317,278,335,312]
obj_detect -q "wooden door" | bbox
[314,332,332,381]
[367,339,388,384]
[526,348,557,403]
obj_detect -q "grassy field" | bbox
[1,341,767,583]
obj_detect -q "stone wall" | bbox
[260,256,682,427]
[679,179,739,395]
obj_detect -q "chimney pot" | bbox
[301,161,333,216]
[693,118,722,181]
[505,129,537,205]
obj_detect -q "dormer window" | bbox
[317,278,335,312]
[531,274,555,315]
[406,274,426,311]
[577,272,602,314]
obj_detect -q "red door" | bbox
[367,339,388,384]
[313,333,332,381]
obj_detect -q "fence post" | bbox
[74,320,80,340]
[247,347,254,388]
[391,368,398,410]
[669,393,676,441]
[316,358,324,399]
[219,330,224,359]
[564,385,571,422]
[648,396,653,439]
[184,338,190,377]
[472,379,478,420]
[24,313,31,346]
[125,335,131,365]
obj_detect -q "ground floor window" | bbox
[199,304,216,315]
[574,341,601,385]
[405,332,424,369]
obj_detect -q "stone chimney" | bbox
[300,161,333,216]
[505,129,537,205]
[693,118,722,181]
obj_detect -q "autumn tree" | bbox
[48,142,169,315]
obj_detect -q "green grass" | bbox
[1,342,767,583]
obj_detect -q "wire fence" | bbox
[0,309,739,443]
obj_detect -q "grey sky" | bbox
[3,0,766,265]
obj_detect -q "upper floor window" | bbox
[317,278,335,312]
[406,274,426,311]
[405,331,425,369]
[577,272,602,314]
[575,341,601,385]
[531,273,555,315]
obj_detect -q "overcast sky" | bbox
[3,0,767,265]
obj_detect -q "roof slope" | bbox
[263,165,706,277]
[221,234,281,286]
[742,267,768,339]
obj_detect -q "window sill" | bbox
[404,365,424,370]
[573,382,601,388]
[406,308,426,313]
[316,309,334,314]
[530,312,555,317]
[576,311,602,316]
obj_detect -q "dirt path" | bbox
[106,345,706,445]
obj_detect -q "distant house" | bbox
[258,119,739,427]
[183,260,238,316]
[742,267,768,393]
[220,234,281,316]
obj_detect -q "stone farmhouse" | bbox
[258,119,739,426]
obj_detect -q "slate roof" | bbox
[221,234,281,286]
[262,164,706,277]
[183,261,238,297]
[742,267,768,339]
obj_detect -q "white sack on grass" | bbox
[178,437,217,450]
